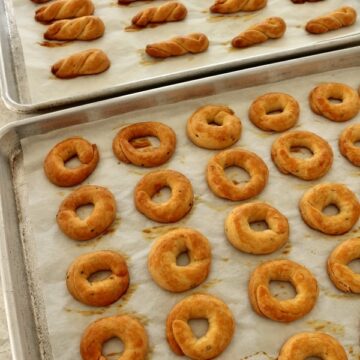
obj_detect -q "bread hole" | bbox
[225,166,250,185]
[131,136,159,150]
[354,140,360,148]
[207,118,223,126]
[304,357,322,360]
[328,97,343,104]
[76,204,94,219]
[290,146,313,159]
[322,204,339,216]
[176,251,190,266]
[269,281,296,300]
[88,270,112,283]
[188,318,209,338]
[250,220,269,232]
[152,186,171,203]
[348,259,360,274]
[266,108,283,115]
[102,337,124,359]
[65,156,82,168]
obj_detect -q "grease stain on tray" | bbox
[200,278,222,289]
[306,320,345,337]
[99,217,121,238]
[117,284,138,307]
[207,13,258,22]
[281,242,292,255]
[241,351,275,359]
[117,310,150,325]
[142,225,180,240]
[138,49,162,66]
[64,307,107,316]
[321,286,357,300]
[38,40,72,48]
[57,191,65,197]
[350,171,360,177]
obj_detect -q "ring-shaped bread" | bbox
[80,315,148,360]
[148,228,211,292]
[57,185,117,240]
[248,259,318,322]
[186,105,242,149]
[206,148,269,201]
[134,169,194,223]
[271,130,333,180]
[309,82,359,122]
[66,250,129,306]
[166,293,235,359]
[339,123,360,166]
[44,137,99,187]
[249,93,300,132]
[327,237,360,293]
[278,332,348,360]
[225,202,289,254]
[112,121,176,167]
[299,183,360,235]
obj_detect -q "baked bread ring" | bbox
[271,130,333,180]
[248,93,299,132]
[339,123,360,166]
[309,82,359,122]
[207,148,269,201]
[278,332,347,360]
[80,315,148,360]
[148,228,211,292]
[66,251,129,306]
[44,137,99,187]
[186,105,242,149]
[299,183,360,235]
[112,122,176,167]
[57,185,117,240]
[134,170,193,223]
[327,237,360,293]
[225,202,289,254]
[166,293,235,359]
[248,259,318,322]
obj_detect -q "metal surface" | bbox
[0,46,359,359]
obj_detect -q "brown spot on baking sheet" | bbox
[64,307,107,316]
[306,319,345,337]
[240,351,275,359]
[117,310,150,325]
[137,49,162,66]
[321,286,357,300]
[142,225,180,240]
[38,41,72,48]
[98,217,121,238]
[200,278,221,289]
[281,242,292,255]
[57,191,65,197]
[221,257,229,262]
[117,284,138,307]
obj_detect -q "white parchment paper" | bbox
[21,66,360,359]
[9,0,360,105]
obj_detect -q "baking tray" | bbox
[1,0,360,113]
[1,46,360,360]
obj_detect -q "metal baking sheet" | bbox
[1,0,360,113]
[1,47,360,360]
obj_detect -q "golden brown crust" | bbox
[309,82,359,122]
[51,49,110,79]
[278,332,348,360]
[132,2,187,27]
[206,148,269,201]
[35,0,94,23]
[57,185,117,240]
[299,183,360,235]
[306,6,357,34]
[225,202,289,254]
[232,17,286,48]
[210,0,266,14]
[249,92,299,132]
[134,170,193,223]
[44,16,105,41]
[327,237,360,293]
[66,251,129,306]
[186,105,242,149]
[248,260,318,322]
[44,137,99,187]
[80,315,148,360]
[148,228,211,292]
[271,130,333,180]
[166,293,235,359]
[146,33,209,58]
[112,122,176,167]
[339,123,360,166]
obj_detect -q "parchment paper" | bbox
[21,66,360,359]
[9,0,360,105]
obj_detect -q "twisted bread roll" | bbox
[132,2,187,27]
[44,16,104,41]
[210,0,266,14]
[35,0,94,23]
[232,17,286,48]
[306,6,357,34]
[51,49,110,79]
[146,33,209,58]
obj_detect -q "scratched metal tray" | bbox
[0,47,359,359]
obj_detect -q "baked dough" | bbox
[210,0,266,14]
[51,49,110,79]
[146,33,209,58]
[148,228,211,292]
[166,293,235,359]
[339,123,360,166]
[232,17,286,48]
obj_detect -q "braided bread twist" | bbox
[232,17,286,48]
[210,0,266,14]
[132,2,187,27]
[306,6,357,34]
[146,33,209,58]
[44,16,105,41]
[51,49,110,79]
[35,0,94,23]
